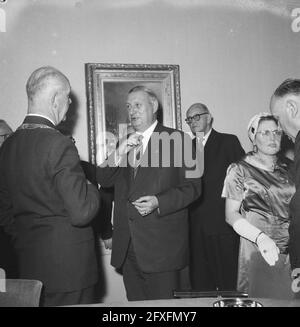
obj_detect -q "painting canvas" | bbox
[85,63,181,165]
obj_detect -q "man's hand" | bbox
[132,195,159,217]
[103,238,112,250]
[117,133,142,157]
[112,133,142,166]
[257,233,280,266]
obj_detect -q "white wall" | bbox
[1,0,300,302]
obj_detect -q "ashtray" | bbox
[213,298,263,307]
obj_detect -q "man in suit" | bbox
[80,160,113,247]
[186,103,244,291]
[57,130,113,249]
[97,86,202,301]
[270,79,300,275]
[0,66,100,306]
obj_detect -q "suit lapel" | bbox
[204,129,217,160]
[128,123,163,196]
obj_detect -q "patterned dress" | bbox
[222,154,295,298]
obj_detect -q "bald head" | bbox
[26,66,71,125]
[186,102,213,135]
[187,103,209,116]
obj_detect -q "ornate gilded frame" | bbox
[85,63,181,165]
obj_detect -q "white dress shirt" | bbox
[201,128,212,147]
[136,120,158,154]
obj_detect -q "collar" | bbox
[202,128,212,146]
[26,114,56,126]
[24,114,56,128]
[136,120,158,152]
[244,153,279,172]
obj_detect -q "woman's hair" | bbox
[257,115,280,128]
[247,113,281,143]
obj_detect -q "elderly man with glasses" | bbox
[186,103,244,292]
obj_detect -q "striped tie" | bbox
[133,136,143,178]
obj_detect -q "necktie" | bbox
[133,135,143,178]
[196,132,204,146]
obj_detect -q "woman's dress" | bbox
[222,155,295,298]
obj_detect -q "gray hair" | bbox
[26,66,69,101]
[273,78,300,98]
[128,85,158,105]
[187,103,210,114]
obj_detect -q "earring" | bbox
[253,144,258,153]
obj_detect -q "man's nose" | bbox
[129,107,139,115]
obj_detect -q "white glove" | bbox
[232,218,262,243]
[256,233,280,266]
[232,219,279,266]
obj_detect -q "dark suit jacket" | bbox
[0,116,100,293]
[189,129,245,235]
[97,123,202,273]
[81,160,113,240]
[289,131,300,269]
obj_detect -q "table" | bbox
[68,297,300,307]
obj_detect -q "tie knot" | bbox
[195,133,204,145]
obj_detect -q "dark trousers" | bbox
[122,241,180,301]
[190,231,239,291]
[41,285,95,307]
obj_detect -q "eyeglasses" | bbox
[185,113,208,124]
[256,130,283,138]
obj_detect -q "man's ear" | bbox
[286,99,298,118]
[152,99,159,114]
[51,92,59,110]
[207,114,213,125]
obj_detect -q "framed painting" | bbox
[85,63,181,165]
